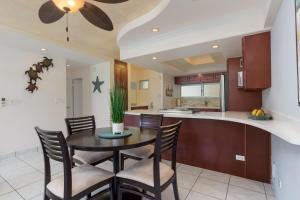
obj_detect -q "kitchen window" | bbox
[181,83,220,98]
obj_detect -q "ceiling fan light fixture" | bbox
[52,0,85,13]
[152,28,160,33]
[212,44,219,49]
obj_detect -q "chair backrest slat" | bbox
[154,121,182,155]
[46,152,64,162]
[140,114,163,130]
[153,121,182,188]
[65,116,96,136]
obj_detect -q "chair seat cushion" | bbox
[47,164,113,198]
[121,145,154,158]
[116,159,174,187]
[73,150,113,164]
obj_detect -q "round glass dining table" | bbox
[66,127,157,200]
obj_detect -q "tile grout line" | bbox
[2,155,41,173]
[225,175,231,200]
[229,182,267,195]
[183,168,233,200]
[3,156,45,198]
[263,183,268,200]
[184,169,224,200]
[191,171,229,200]
[0,174,26,200]
[183,168,203,199]
[16,155,45,174]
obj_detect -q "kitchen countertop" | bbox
[175,106,220,109]
[125,110,300,146]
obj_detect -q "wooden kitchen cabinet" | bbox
[245,125,271,182]
[175,72,222,85]
[163,118,246,178]
[242,32,271,90]
[114,60,128,110]
[124,114,271,183]
[227,57,262,111]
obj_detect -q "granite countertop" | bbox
[125,110,300,146]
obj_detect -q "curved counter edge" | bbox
[125,110,300,146]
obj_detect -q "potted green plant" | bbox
[110,86,126,134]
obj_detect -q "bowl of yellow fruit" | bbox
[248,108,273,120]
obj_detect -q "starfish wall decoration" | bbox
[92,76,104,93]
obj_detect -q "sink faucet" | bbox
[204,100,208,107]
[150,102,154,110]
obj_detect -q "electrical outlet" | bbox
[235,155,245,161]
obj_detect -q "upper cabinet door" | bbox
[242,32,271,90]
[175,73,222,85]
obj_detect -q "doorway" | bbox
[71,78,83,117]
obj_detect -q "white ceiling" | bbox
[125,35,243,75]
[0,24,102,66]
[0,0,161,60]
[118,0,282,76]
[0,0,283,74]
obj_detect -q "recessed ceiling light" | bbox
[66,64,71,67]
[152,28,160,33]
[212,44,219,49]
[152,56,158,60]
[41,48,47,51]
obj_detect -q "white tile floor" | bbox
[0,150,276,200]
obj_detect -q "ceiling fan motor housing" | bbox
[52,0,85,13]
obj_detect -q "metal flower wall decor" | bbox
[25,57,54,93]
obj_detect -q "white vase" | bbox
[112,123,124,134]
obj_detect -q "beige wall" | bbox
[180,97,220,108]
[128,65,162,111]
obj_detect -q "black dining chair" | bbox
[116,121,182,200]
[35,127,114,200]
[120,114,163,170]
[65,116,113,166]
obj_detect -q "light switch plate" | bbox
[235,155,245,161]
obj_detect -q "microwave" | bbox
[238,71,244,87]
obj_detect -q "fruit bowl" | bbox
[248,113,273,120]
[248,109,273,121]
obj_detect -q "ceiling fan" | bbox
[38,0,128,41]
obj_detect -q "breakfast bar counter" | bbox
[125,110,300,146]
[125,110,300,183]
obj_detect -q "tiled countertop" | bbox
[125,110,300,146]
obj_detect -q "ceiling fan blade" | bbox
[80,2,113,31]
[92,0,128,4]
[38,1,65,24]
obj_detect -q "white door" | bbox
[72,78,83,117]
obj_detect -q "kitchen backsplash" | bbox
[180,97,220,108]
